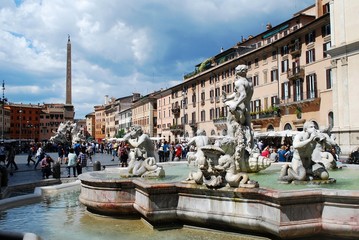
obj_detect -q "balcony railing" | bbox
[287,67,305,80]
[171,106,181,115]
[281,89,320,104]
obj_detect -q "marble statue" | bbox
[278,121,336,183]
[311,129,339,170]
[186,129,209,166]
[186,65,270,188]
[124,125,164,178]
[50,121,86,145]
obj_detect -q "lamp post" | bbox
[19,108,22,147]
[0,80,8,142]
[182,89,187,141]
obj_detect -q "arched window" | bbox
[328,111,334,129]
[267,125,274,131]
[284,123,292,130]
[211,129,216,135]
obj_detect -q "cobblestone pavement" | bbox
[4,151,183,187]
[3,151,132,186]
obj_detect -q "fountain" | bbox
[76,65,358,239]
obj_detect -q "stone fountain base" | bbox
[79,171,359,239]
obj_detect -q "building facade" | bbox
[328,0,359,154]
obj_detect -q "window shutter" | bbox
[300,79,304,100]
[281,83,285,100]
[306,75,310,99]
[288,82,291,98]
[313,48,316,62]
[314,74,317,98]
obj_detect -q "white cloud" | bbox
[0,0,315,118]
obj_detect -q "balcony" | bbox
[287,67,304,81]
[171,106,180,116]
[169,125,184,135]
[289,43,301,56]
[201,99,205,106]
[213,117,227,130]
[279,89,320,108]
[210,97,214,103]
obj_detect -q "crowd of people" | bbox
[156,140,189,162]
[256,138,339,163]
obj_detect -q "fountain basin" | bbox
[78,165,359,239]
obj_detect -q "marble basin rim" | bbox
[78,165,359,239]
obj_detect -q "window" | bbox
[201,92,205,102]
[323,3,330,14]
[254,100,261,112]
[323,41,331,58]
[305,31,316,44]
[306,49,315,64]
[210,76,214,84]
[294,79,303,101]
[284,123,292,130]
[263,97,268,110]
[192,94,196,104]
[281,82,291,100]
[271,96,278,106]
[306,74,317,99]
[253,75,259,86]
[263,54,267,64]
[247,61,252,69]
[210,108,214,120]
[226,83,232,93]
[201,110,206,122]
[328,112,334,129]
[263,70,268,84]
[271,69,278,82]
[322,24,331,37]
[215,107,221,119]
[200,80,205,87]
[281,59,289,73]
[254,58,259,67]
[326,69,333,89]
[281,45,289,56]
[215,87,220,97]
[272,51,277,60]
[191,112,196,124]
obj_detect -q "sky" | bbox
[0,0,314,119]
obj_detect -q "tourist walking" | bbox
[57,143,64,164]
[67,148,77,177]
[0,142,6,165]
[76,148,88,175]
[26,144,36,166]
[34,143,45,170]
[118,142,129,167]
[6,145,18,171]
[158,142,164,162]
[163,141,170,162]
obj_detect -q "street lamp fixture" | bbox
[19,108,23,147]
[182,89,187,140]
[0,80,8,142]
